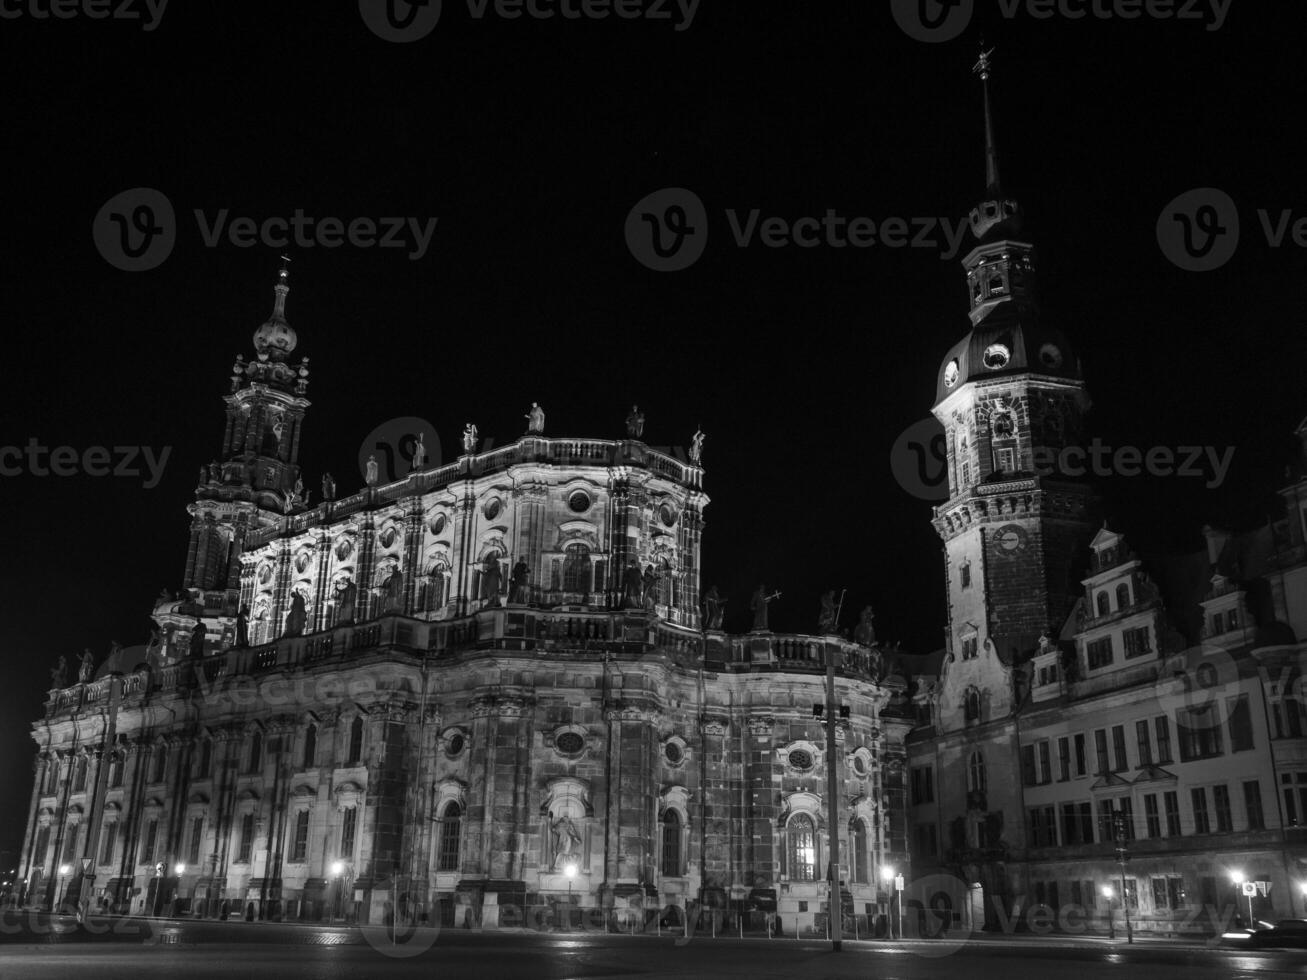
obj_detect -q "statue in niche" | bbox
[411,433,426,471]
[625,405,645,438]
[552,814,582,870]
[335,579,357,625]
[642,564,658,611]
[854,606,876,647]
[509,559,530,604]
[284,590,307,636]
[750,585,779,632]
[78,649,94,683]
[621,561,643,609]
[365,455,379,486]
[189,622,206,660]
[817,591,837,635]
[383,568,404,613]
[322,472,336,501]
[235,606,250,648]
[479,554,502,606]
[702,586,726,630]
[50,655,67,689]
[462,423,479,454]
[689,428,705,465]
[525,403,545,434]
[209,460,221,482]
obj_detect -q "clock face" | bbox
[994,524,1029,555]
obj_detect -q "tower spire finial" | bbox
[973,44,1001,198]
[272,254,291,320]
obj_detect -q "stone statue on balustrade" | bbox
[189,621,207,659]
[690,428,705,465]
[552,814,582,870]
[335,579,357,625]
[853,606,876,647]
[509,559,530,604]
[479,554,502,607]
[750,585,780,632]
[625,405,645,438]
[322,472,336,502]
[702,586,726,630]
[365,455,379,486]
[621,560,644,609]
[411,433,426,471]
[78,648,94,683]
[382,568,405,613]
[462,423,479,455]
[50,655,67,688]
[235,605,250,647]
[284,590,307,637]
[817,591,837,635]
[525,403,545,435]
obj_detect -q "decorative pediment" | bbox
[237,788,260,802]
[434,778,467,811]
[540,776,593,818]
[779,790,823,827]
[659,784,690,816]
[186,792,210,805]
[291,784,317,799]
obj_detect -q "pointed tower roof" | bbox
[967,46,1023,243]
[252,256,297,361]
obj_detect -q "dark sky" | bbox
[1,1,1303,853]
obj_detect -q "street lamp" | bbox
[563,862,577,931]
[57,864,71,914]
[1102,885,1115,939]
[1299,882,1307,916]
[1232,870,1254,927]
[331,861,345,923]
[881,865,895,938]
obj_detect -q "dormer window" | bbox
[1096,592,1110,616]
[961,635,979,660]
[960,562,972,588]
[964,689,981,722]
[989,273,1006,295]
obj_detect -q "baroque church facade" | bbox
[18,265,913,933]
[905,57,1307,937]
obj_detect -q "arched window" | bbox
[303,724,317,769]
[73,757,87,793]
[197,741,211,780]
[1116,583,1131,610]
[967,751,987,794]
[964,689,981,722]
[438,801,461,872]
[787,813,816,881]
[347,717,364,766]
[152,746,168,783]
[661,809,682,877]
[247,732,262,775]
[109,753,124,788]
[851,818,868,884]
[1096,592,1110,616]
[563,544,591,593]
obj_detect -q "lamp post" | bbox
[173,863,185,917]
[331,860,345,923]
[1232,871,1253,927]
[1299,883,1307,918]
[881,865,895,939]
[1112,810,1133,943]
[57,864,71,915]
[1102,885,1115,939]
[564,861,577,931]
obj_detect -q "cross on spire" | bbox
[973,45,1002,198]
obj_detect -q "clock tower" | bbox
[931,51,1096,725]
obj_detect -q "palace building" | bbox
[18,264,913,933]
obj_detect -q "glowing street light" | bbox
[1101,885,1116,939]
[1231,870,1254,927]
[174,862,185,877]
[331,861,347,923]
[562,861,578,931]
[57,864,71,914]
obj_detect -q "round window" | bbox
[556,732,584,754]
[484,499,502,520]
[983,344,1011,370]
[447,733,465,757]
[788,749,814,771]
[430,514,447,536]
[660,504,677,527]
[1039,343,1063,369]
[943,359,960,388]
[852,754,867,776]
[664,742,683,765]
[568,491,591,514]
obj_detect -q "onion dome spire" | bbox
[252,256,297,361]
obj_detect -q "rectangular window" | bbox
[1155,716,1172,763]
[1074,734,1087,776]
[1087,637,1114,670]
[1038,741,1052,784]
[1071,880,1083,907]
[1029,806,1057,847]
[1094,730,1110,775]
[961,564,971,588]
[1058,737,1071,781]
[199,741,211,778]
[1214,784,1233,832]
[237,813,254,863]
[910,767,935,805]
[1021,745,1037,786]
[188,816,203,866]
[1227,695,1254,752]
[100,823,115,865]
[1112,725,1128,772]
[62,825,79,865]
[1192,788,1210,835]
[292,811,310,863]
[140,819,157,866]
[341,806,357,857]
[1164,791,1182,836]
[1124,626,1152,659]
[1144,794,1161,838]
[1124,877,1138,910]
[34,827,50,870]
[1179,707,1224,761]
[1152,875,1187,911]
[961,636,978,660]
[1244,780,1265,830]
[1136,720,1153,766]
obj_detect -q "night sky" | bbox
[2,1,1302,854]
